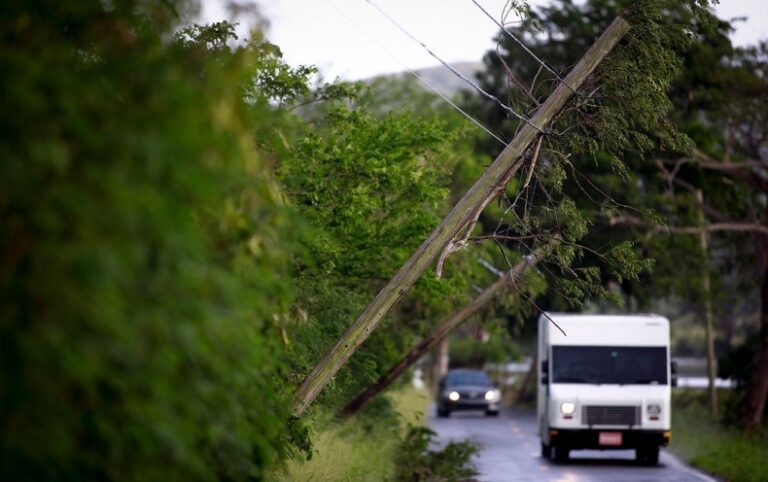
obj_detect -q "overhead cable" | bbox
[361,0,545,134]
[323,0,509,146]
[468,0,579,95]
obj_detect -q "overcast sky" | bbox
[200,0,768,80]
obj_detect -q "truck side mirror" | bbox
[670,360,678,387]
[541,360,549,385]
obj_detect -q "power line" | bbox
[361,0,545,134]
[323,0,509,146]
[468,0,579,95]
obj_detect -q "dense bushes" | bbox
[672,391,768,482]
[396,427,479,482]
[0,2,298,479]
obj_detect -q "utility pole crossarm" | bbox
[292,15,631,417]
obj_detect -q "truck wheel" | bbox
[636,446,660,466]
[540,442,552,459]
[485,409,499,417]
[553,444,569,463]
[437,407,450,418]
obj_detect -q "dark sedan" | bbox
[437,369,500,417]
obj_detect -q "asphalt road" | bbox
[429,407,718,482]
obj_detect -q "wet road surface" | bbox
[429,407,717,482]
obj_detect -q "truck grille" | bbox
[583,405,640,426]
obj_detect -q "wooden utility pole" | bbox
[292,16,631,416]
[340,249,546,419]
[698,189,718,416]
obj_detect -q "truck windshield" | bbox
[552,346,667,385]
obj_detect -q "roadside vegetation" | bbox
[274,387,429,482]
[671,391,768,482]
[274,386,479,482]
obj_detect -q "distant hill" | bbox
[367,61,484,97]
[411,61,485,96]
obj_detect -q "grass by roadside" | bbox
[270,386,430,482]
[670,390,768,482]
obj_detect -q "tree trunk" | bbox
[515,353,537,405]
[431,338,450,392]
[292,16,631,416]
[340,252,544,419]
[697,189,718,416]
[738,235,768,430]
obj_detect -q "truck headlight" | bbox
[560,402,576,415]
[647,404,661,416]
[448,391,460,401]
[485,390,499,401]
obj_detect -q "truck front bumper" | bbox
[548,428,670,450]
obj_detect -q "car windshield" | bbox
[445,371,491,386]
[552,346,667,385]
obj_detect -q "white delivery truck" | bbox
[537,313,672,465]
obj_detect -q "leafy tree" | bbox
[660,41,768,430]
[278,94,485,410]
[460,0,713,315]
[466,0,768,430]
[0,2,316,479]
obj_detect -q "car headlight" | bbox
[560,402,576,415]
[647,404,661,416]
[448,391,460,401]
[485,390,499,401]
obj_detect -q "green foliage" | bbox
[0,2,318,479]
[395,426,479,482]
[285,107,454,281]
[450,331,521,368]
[177,21,239,52]
[672,391,768,482]
[278,93,478,408]
[720,334,766,416]
[463,0,715,312]
[571,0,704,168]
[274,386,431,482]
[278,421,400,481]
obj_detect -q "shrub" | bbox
[395,426,479,482]
[0,2,297,479]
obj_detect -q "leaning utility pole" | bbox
[292,15,631,416]
[340,249,546,419]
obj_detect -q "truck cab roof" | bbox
[539,313,670,347]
